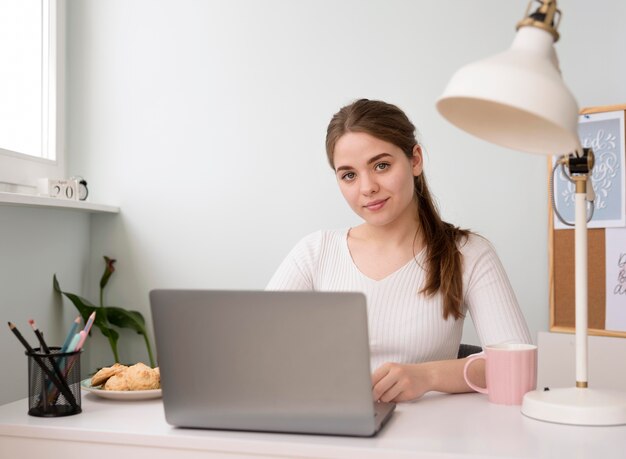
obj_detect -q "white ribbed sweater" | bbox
[266,229,531,371]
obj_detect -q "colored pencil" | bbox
[61,316,81,352]
[67,333,81,352]
[74,330,88,351]
[83,311,96,335]
[74,311,96,351]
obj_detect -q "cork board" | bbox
[549,103,626,338]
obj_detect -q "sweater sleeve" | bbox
[462,235,533,347]
[265,231,322,291]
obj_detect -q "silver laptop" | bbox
[150,289,395,437]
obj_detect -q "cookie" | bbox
[90,363,127,387]
[125,362,160,390]
[103,372,130,391]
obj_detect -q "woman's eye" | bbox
[341,172,356,181]
[375,162,390,171]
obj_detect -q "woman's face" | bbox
[333,132,422,228]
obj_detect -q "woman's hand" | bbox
[371,362,433,403]
[371,357,486,403]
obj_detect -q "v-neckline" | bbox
[343,228,426,283]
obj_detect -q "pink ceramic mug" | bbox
[463,343,537,405]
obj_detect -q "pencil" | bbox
[8,321,34,352]
[29,318,56,398]
[7,322,79,410]
[10,322,48,409]
[74,330,88,351]
[74,311,96,351]
[28,319,51,354]
[83,311,96,335]
[61,316,81,352]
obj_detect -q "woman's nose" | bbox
[360,174,379,195]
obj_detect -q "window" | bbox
[0,0,64,192]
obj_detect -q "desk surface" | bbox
[1,391,625,459]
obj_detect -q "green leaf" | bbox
[105,307,156,367]
[53,274,61,293]
[105,307,147,334]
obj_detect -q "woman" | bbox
[267,99,531,403]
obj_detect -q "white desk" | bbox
[1,391,625,459]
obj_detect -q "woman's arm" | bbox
[371,357,486,403]
[463,236,532,346]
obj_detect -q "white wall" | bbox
[56,1,626,378]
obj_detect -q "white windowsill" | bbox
[0,191,119,214]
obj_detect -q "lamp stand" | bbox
[521,157,626,425]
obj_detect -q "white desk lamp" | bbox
[436,0,626,426]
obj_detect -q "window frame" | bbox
[0,0,65,193]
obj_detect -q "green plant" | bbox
[53,256,155,367]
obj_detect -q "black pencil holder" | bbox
[26,347,82,417]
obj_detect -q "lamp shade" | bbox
[436,27,580,156]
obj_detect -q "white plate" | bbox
[80,379,162,400]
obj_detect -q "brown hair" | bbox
[326,99,470,320]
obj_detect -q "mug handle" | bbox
[463,354,488,394]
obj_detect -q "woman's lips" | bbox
[364,198,388,211]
